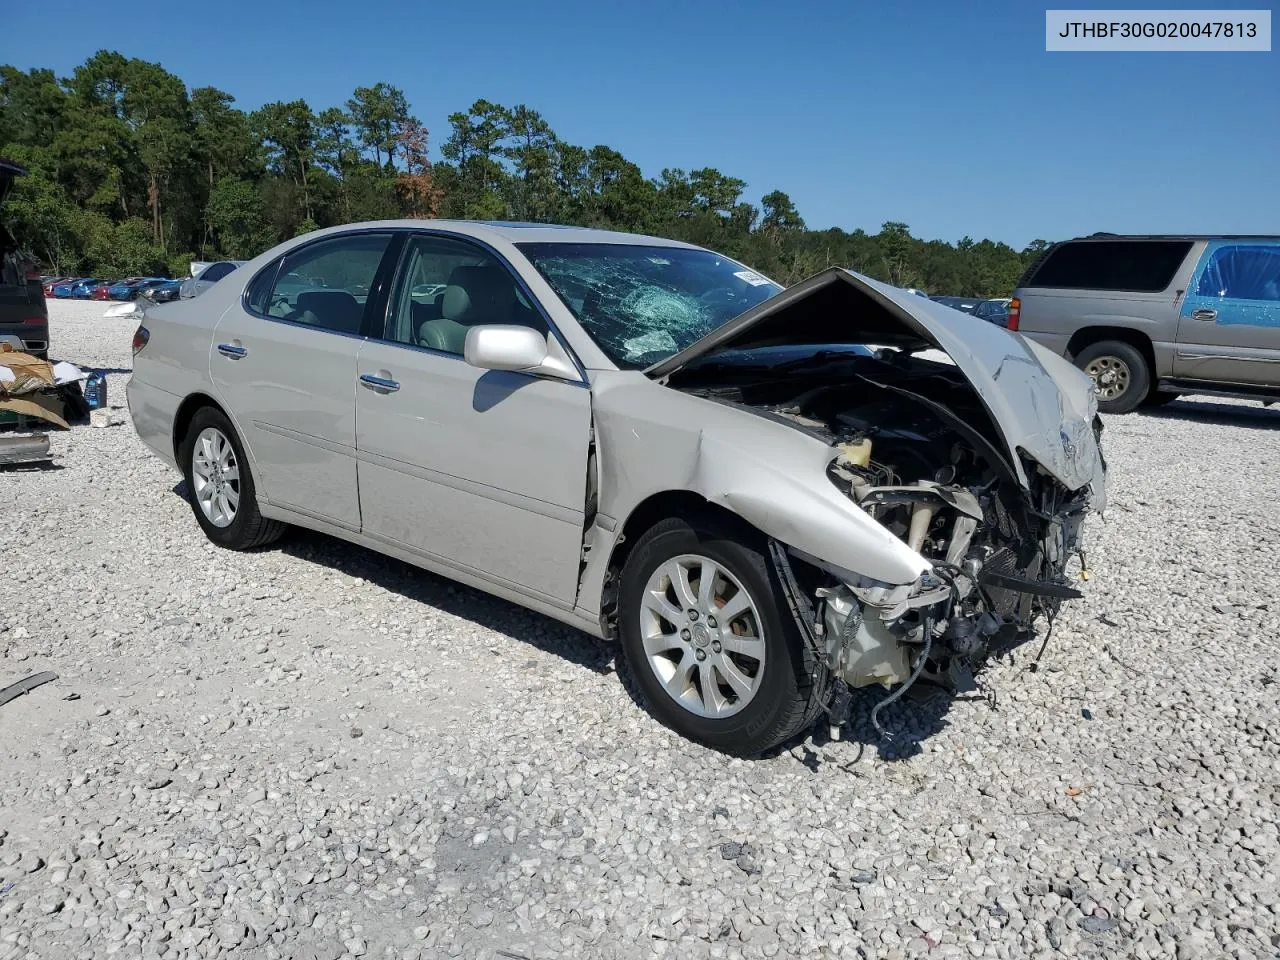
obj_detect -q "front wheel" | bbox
[618,516,823,756]
[1074,340,1150,414]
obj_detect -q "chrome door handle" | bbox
[359,373,400,393]
[1192,308,1217,321]
[216,342,247,358]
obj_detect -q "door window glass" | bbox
[383,235,547,354]
[265,233,392,334]
[1195,244,1280,302]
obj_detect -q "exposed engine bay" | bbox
[669,345,1099,732]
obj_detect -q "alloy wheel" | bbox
[191,426,240,528]
[639,554,767,719]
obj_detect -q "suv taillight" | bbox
[1006,298,1020,331]
[22,316,45,325]
[132,324,150,355]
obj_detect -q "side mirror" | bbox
[463,325,578,381]
[464,324,548,371]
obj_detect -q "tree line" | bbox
[1,51,1049,294]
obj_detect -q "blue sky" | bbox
[4,0,1276,248]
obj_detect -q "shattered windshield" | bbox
[517,242,782,368]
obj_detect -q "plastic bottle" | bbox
[83,372,106,410]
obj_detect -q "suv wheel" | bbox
[1075,340,1150,414]
[618,516,824,756]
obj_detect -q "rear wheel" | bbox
[180,407,285,550]
[618,516,823,756]
[1075,340,1149,414]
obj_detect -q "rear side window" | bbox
[1195,244,1280,302]
[201,262,235,283]
[1024,240,1192,292]
[262,233,392,334]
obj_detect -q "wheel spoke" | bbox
[719,632,763,657]
[697,559,720,609]
[642,629,682,657]
[715,589,753,624]
[643,589,685,628]
[665,559,699,610]
[223,485,239,509]
[715,656,754,700]
[663,656,697,701]
[221,464,239,483]
[698,660,726,714]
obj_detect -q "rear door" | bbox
[1175,241,1280,386]
[354,232,593,606]
[210,231,394,530]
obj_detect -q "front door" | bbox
[210,231,393,530]
[1174,241,1280,386]
[354,233,593,606]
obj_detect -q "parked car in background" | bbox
[51,279,83,297]
[180,260,244,299]
[42,276,74,297]
[1013,234,1280,412]
[127,220,1106,756]
[70,278,107,299]
[90,281,115,301]
[108,277,168,300]
[0,158,50,357]
[929,295,981,313]
[973,298,1011,327]
[903,287,930,298]
[142,279,183,303]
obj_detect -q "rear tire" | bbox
[1074,340,1149,414]
[180,406,285,550]
[618,516,823,756]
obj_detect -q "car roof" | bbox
[301,219,705,250]
[1062,232,1280,243]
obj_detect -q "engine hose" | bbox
[870,616,934,740]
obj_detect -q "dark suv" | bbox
[0,159,49,356]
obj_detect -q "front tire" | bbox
[618,516,823,756]
[1074,340,1150,414]
[180,406,285,550]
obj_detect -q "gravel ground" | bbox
[1,299,1278,960]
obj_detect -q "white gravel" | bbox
[1,299,1278,959]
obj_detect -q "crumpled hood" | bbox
[648,267,1106,505]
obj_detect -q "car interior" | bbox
[390,246,548,354]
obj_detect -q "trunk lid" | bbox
[647,267,1104,496]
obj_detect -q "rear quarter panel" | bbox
[128,298,223,465]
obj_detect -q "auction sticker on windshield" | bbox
[734,270,772,287]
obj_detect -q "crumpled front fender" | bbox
[587,371,929,593]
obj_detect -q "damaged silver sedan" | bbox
[127,222,1107,756]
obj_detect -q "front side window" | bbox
[261,233,392,334]
[382,234,547,354]
[517,242,781,368]
[1195,244,1280,302]
[1026,240,1192,293]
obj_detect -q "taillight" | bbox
[25,267,41,281]
[22,316,45,325]
[1006,298,1020,331]
[132,325,150,355]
